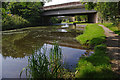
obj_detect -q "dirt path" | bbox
[98,24,120,75]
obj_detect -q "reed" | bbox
[20,43,64,78]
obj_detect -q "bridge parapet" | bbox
[44,2,85,10]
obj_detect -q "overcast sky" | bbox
[44,0,80,6]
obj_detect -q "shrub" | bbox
[2,15,29,30]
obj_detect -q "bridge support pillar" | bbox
[88,13,98,23]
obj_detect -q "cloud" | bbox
[44,0,80,6]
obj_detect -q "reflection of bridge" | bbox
[42,2,98,23]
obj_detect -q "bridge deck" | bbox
[43,8,97,16]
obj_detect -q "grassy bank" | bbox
[76,24,106,47]
[101,23,120,35]
[75,44,117,78]
[61,21,86,24]
[75,24,118,78]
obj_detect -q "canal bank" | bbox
[75,24,119,78]
[99,24,120,76]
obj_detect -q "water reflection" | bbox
[61,24,69,28]
[2,25,88,78]
[42,44,87,71]
[2,25,83,58]
[58,29,67,32]
[2,56,28,78]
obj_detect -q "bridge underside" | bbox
[42,8,98,23]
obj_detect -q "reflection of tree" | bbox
[2,27,83,58]
[2,31,45,58]
[2,32,29,58]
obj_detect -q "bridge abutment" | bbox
[88,13,98,23]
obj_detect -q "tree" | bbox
[84,1,120,25]
[2,1,52,26]
[7,2,44,18]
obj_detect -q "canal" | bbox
[2,24,92,78]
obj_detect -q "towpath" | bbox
[99,24,120,75]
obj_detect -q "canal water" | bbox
[1,24,91,78]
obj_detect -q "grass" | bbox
[76,24,106,47]
[101,23,120,35]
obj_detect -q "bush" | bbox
[2,15,29,30]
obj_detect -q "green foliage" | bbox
[6,2,44,26]
[2,15,29,30]
[85,2,96,10]
[84,2,120,25]
[49,43,63,78]
[75,15,88,22]
[50,17,62,24]
[76,24,105,47]
[79,15,88,22]
[27,50,50,78]
[75,15,81,21]
[1,8,8,18]
[75,44,117,78]
[2,2,50,30]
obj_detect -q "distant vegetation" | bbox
[50,17,62,24]
[2,2,46,30]
[61,15,88,24]
[75,15,88,22]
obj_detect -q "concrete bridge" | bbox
[42,2,98,23]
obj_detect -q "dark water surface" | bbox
[2,24,91,78]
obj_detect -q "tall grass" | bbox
[49,43,63,78]
[20,43,64,78]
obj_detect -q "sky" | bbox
[44,0,80,6]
